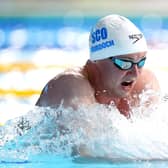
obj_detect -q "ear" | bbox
[85,60,97,77]
[85,60,102,90]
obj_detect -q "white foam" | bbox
[1,95,168,161]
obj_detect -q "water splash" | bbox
[1,92,168,162]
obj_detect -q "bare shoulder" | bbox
[134,68,160,93]
[36,70,95,108]
[130,68,160,107]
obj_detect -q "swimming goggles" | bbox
[109,57,146,70]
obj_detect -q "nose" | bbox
[128,64,140,77]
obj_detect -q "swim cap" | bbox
[89,14,147,61]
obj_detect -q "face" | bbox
[96,51,147,98]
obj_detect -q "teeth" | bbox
[126,79,135,83]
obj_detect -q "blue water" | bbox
[2,155,168,168]
[0,16,168,167]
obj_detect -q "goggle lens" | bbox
[110,57,146,70]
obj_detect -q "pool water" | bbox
[2,155,168,168]
[2,154,168,168]
[1,96,168,167]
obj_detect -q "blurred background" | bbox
[0,0,168,123]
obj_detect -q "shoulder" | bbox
[131,68,160,107]
[48,69,93,93]
[134,68,160,93]
[36,69,95,108]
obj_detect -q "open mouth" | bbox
[121,81,134,87]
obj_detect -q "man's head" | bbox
[87,15,147,98]
[89,14,147,61]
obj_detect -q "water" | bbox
[0,16,168,167]
[1,99,168,167]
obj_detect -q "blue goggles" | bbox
[110,57,146,70]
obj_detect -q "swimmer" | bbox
[35,14,160,118]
